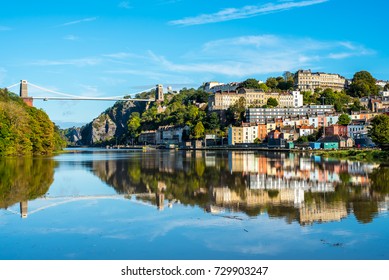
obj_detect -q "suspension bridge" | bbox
[5,80,164,106]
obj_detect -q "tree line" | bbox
[0,88,66,156]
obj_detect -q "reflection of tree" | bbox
[0,158,55,209]
[369,165,389,194]
[353,201,378,224]
[267,205,298,224]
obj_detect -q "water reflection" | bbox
[90,151,389,225]
[1,150,388,260]
[1,151,388,224]
[0,157,55,218]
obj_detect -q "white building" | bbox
[203,81,223,93]
[347,121,368,139]
[204,82,240,94]
[156,125,189,145]
[292,91,303,107]
[299,125,315,137]
[380,91,389,97]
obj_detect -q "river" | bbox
[0,149,388,260]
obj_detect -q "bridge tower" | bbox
[156,84,164,102]
[19,80,33,106]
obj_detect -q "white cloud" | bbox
[169,0,328,26]
[145,35,373,77]
[103,52,145,60]
[56,17,98,27]
[78,84,105,97]
[63,35,78,41]
[31,57,102,67]
[118,1,132,9]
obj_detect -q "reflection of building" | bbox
[229,152,260,173]
[212,187,304,207]
[299,202,347,225]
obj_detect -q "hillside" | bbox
[69,88,212,146]
[79,100,148,146]
[0,88,66,156]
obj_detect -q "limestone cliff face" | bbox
[80,100,147,145]
[63,127,82,145]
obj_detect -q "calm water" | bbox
[0,149,388,260]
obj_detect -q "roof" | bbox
[300,125,314,129]
[317,135,344,143]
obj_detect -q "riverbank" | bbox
[312,149,389,162]
[55,145,389,163]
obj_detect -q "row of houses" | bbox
[360,94,389,112]
[228,116,373,148]
[138,112,375,148]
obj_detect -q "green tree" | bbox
[277,80,294,91]
[337,114,351,125]
[296,136,309,143]
[302,91,318,105]
[258,83,269,92]
[266,77,278,89]
[193,121,205,139]
[368,114,389,147]
[384,83,389,91]
[226,97,246,126]
[283,71,294,81]
[350,99,364,112]
[127,112,141,140]
[308,127,323,142]
[267,97,279,108]
[240,78,262,89]
[205,112,220,131]
[0,88,63,156]
[320,89,336,105]
[349,71,379,97]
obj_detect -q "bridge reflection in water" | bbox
[6,193,167,219]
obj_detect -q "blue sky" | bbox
[1,0,388,128]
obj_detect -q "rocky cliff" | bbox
[79,100,148,146]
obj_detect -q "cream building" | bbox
[209,89,304,111]
[295,69,346,92]
[208,92,244,110]
[228,123,259,145]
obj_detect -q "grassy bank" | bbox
[313,149,389,162]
